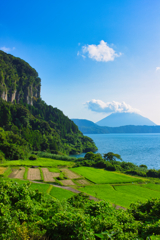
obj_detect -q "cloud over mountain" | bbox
[85,99,140,113]
[78,40,121,62]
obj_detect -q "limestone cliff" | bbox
[0,50,41,105]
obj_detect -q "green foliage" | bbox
[0,179,159,239]
[75,151,157,179]
[103,152,122,162]
[0,51,97,156]
[67,192,90,208]
[0,129,28,160]
[0,98,97,156]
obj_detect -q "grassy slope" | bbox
[114,184,160,199]
[141,183,160,192]
[1,158,74,167]
[50,186,75,200]
[80,184,146,208]
[30,182,51,194]
[72,167,142,184]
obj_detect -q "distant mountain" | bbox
[72,119,160,134]
[96,112,156,127]
[72,119,109,134]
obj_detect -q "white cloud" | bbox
[78,40,121,62]
[0,46,15,53]
[84,99,140,114]
[156,67,160,71]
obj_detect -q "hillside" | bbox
[0,50,40,105]
[0,51,97,158]
[72,119,160,134]
[96,112,156,127]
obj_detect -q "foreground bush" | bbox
[0,180,160,239]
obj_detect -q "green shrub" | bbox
[126,170,146,177]
[29,154,37,160]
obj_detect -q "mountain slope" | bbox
[96,112,156,127]
[72,119,160,134]
[0,51,97,158]
[0,50,40,105]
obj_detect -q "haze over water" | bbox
[73,133,160,170]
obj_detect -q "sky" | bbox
[1,0,160,124]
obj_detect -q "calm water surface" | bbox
[73,134,160,169]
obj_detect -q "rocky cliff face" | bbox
[1,85,41,105]
[0,50,41,105]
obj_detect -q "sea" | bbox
[72,133,160,170]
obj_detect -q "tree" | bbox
[103,152,122,163]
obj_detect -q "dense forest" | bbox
[0,51,97,159]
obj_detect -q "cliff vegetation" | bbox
[0,51,97,158]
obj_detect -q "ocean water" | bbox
[74,133,160,170]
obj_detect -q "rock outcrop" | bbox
[0,50,41,105]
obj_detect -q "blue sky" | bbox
[1,0,160,124]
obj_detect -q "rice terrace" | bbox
[1,156,160,209]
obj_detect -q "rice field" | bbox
[1,158,160,208]
[114,184,160,199]
[75,179,90,185]
[60,179,75,186]
[80,184,146,208]
[72,167,142,184]
[13,167,25,179]
[141,183,160,192]
[61,168,80,179]
[27,168,41,180]
[41,168,59,182]
[50,186,75,200]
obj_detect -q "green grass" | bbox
[0,158,74,167]
[141,183,160,192]
[46,185,53,194]
[39,167,44,181]
[49,168,60,173]
[30,182,50,194]
[50,186,75,200]
[72,167,142,184]
[114,184,160,199]
[80,184,146,208]
[0,177,30,184]
[3,167,12,177]
[23,167,29,180]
